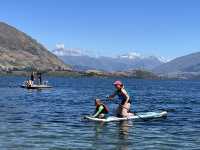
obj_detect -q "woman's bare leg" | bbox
[121,103,134,117]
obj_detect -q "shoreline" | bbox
[0,70,191,80]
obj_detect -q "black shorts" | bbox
[121,99,132,105]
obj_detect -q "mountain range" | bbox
[53,46,200,79]
[52,47,166,72]
[153,52,200,78]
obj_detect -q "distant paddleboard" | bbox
[21,84,52,89]
[84,111,167,122]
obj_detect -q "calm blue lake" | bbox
[0,76,199,149]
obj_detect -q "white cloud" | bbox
[53,44,84,56]
[56,43,65,49]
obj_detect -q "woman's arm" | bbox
[108,91,117,99]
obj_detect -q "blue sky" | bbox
[1,0,200,59]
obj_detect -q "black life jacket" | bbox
[95,104,109,114]
[116,88,132,105]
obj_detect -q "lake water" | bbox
[0,76,199,150]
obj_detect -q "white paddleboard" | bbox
[84,111,167,122]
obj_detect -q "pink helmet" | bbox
[113,80,123,86]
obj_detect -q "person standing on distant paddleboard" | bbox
[108,80,134,117]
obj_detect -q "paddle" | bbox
[132,112,148,121]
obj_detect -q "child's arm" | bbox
[93,105,104,118]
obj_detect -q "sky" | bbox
[1,0,200,59]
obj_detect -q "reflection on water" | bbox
[91,121,131,150]
[91,120,134,150]
[119,121,131,136]
[118,121,132,150]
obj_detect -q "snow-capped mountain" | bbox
[157,56,169,63]
[52,45,166,71]
[117,52,168,63]
[117,52,142,60]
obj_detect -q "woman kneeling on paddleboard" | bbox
[108,80,134,117]
[92,99,109,118]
